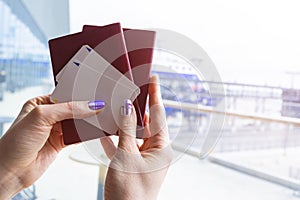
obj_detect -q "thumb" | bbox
[28,100,105,125]
[117,99,139,153]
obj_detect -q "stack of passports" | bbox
[49,22,156,145]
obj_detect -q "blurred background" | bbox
[1,0,300,199]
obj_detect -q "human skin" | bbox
[0,75,172,200]
[0,96,104,199]
[102,75,173,200]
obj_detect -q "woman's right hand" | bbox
[101,75,173,200]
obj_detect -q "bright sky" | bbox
[70,0,300,88]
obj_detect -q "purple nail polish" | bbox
[88,100,105,110]
[121,99,133,115]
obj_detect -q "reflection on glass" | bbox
[0,1,52,133]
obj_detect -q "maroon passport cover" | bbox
[83,25,156,137]
[49,23,132,145]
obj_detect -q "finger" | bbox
[148,75,168,139]
[143,112,151,138]
[28,100,105,126]
[144,112,150,126]
[148,74,163,107]
[117,99,139,154]
[11,95,51,126]
[100,136,117,160]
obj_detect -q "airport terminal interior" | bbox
[1,0,300,199]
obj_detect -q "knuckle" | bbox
[32,105,44,118]
[66,101,74,111]
[24,99,33,107]
[119,119,136,136]
[65,101,84,118]
[30,105,53,125]
[65,101,81,112]
[21,99,34,110]
[31,105,54,125]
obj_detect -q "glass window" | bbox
[1,0,300,199]
[0,1,51,134]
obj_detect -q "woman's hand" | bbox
[0,96,104,199]
[102,75,173,200]
[0,74,172,200]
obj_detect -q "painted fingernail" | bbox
[88,100,105,110]
[121,99,133,116]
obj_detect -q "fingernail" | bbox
[121,99,133,116]
[88,100,105,110]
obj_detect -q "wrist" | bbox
[0,166,23,199]
[105,181,158,200]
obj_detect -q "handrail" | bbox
[164,99,300,190]
[163,100,300,126]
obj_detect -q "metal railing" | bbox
[163,99,300,126]
[163,99,300,191]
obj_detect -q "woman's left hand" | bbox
[0,95,104,199]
